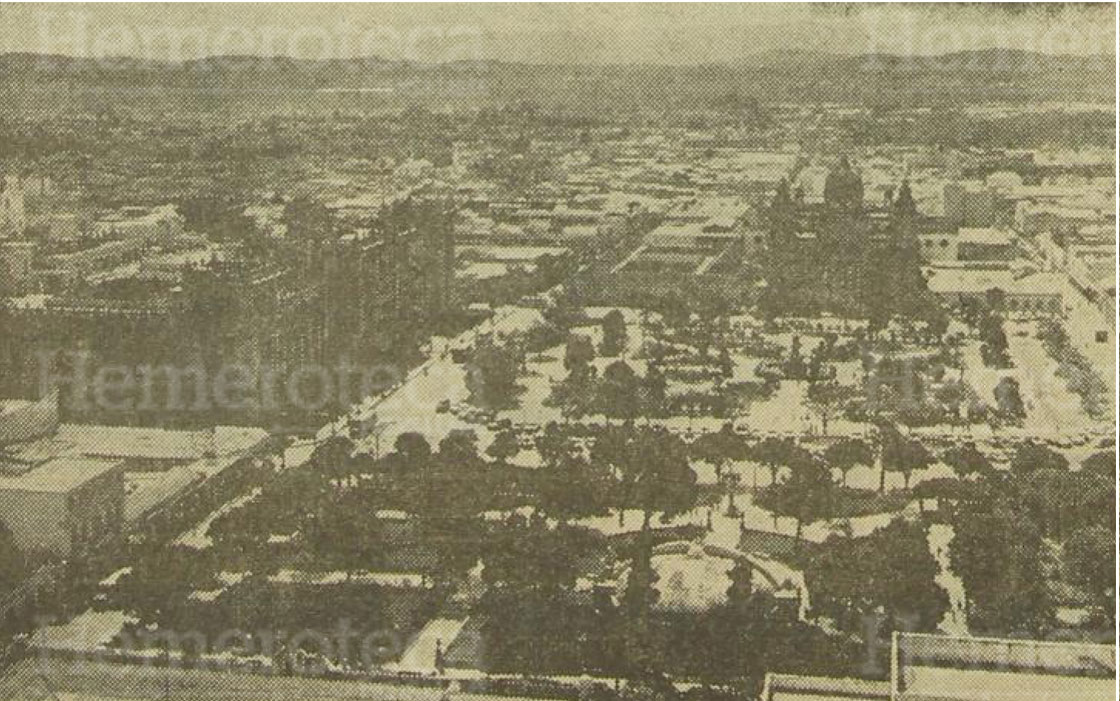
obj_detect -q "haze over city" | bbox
[0,3,1115,64]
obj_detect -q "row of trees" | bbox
[960,293,1012,369]
[477,521,855,693]
[0,523,25,591]
[806,519,949,635]
[947,447,1115,635]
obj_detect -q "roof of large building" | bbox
[925,268,1064,297]
[762,674,890,701]
[762,633,1115,701]
[54,424,269,461]
[956,227,1015,247]
[895,633,1115,701]
[0,456,120,494]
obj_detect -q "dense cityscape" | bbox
[0,5,1115,700]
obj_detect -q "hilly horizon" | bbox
[1,46,1114,69]
[0,48,1113,117]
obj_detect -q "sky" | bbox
[0,3,1114,65]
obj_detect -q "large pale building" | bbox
[0,456,125,557]
[762,633,1115,701]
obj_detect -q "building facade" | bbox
[0,457,125,557]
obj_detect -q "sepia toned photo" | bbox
[0,3,1115,699]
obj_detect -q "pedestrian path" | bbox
[928,523,969,636]
[391,618,468,673]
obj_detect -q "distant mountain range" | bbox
[0,49,1113,116]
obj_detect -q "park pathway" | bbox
[928,523,969,636]
[390,618,468,673]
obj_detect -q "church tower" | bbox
[823,156,863,214]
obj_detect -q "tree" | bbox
[600,309,628,357]
[1080,450,1114,479]
[716,348,734,380]
[622,429,698,530]
[1009,441,1068,475]
[892,179,917,220]
[466,336,524,409]
[978,315,1011,369]
[304,500,385,580]
[785,335,807,379]
[0,522,24,590]
[993,376,1026,422]
[883,436,932,490]
[487,428,521,463]
[283,196,333,240]
[691,423,744,480]
[119,544,202,628]
[600,360,642,420]
[438,429,480,467]
[642,363,668,416]
[1014,467,1089,541]
[564,333,597,378]
[805,382,857,435]
[620,533,661,671]
[391,432,432,471]
[725,559,755,615]
[537,453,611,523]
[1064,525,1115,623]
[308,435,357,488]
[940,442,994,480]
[482,515,584,592]
[536,422,575,470]
[693,424,750,515]
[591,425,635,524]
[823,438,873,487]
[179,196,272,256]
[951,500,1054,636]
[806,519,948,634]
[749,436,797,489]
[775,449,833,541]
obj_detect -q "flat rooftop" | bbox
[0,456,120,494]
[762,674,890,701]
[957,227,1015,247]
[55,424,269,461]
[899,666,1114,701]
[925,268,1064,296]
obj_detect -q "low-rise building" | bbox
[0,241,36,295]
[762,633,1115,701]
[90,205,184,241]
[944,182,996,227]
[0,456,124,557]
[917,231,960,263]
[891,632,1114,701]
[956,227,1017,261]
[925,267,1064,319]
[0,393,269,536]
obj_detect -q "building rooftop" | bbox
[894,633,1115,701]
[957,227,1015,247]
[762,633,1116,701]
[55,424,269,461]
[899,666,1114,701]
[926,268,1064,297]
[0,456,120,494]
[762,674,890,700]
